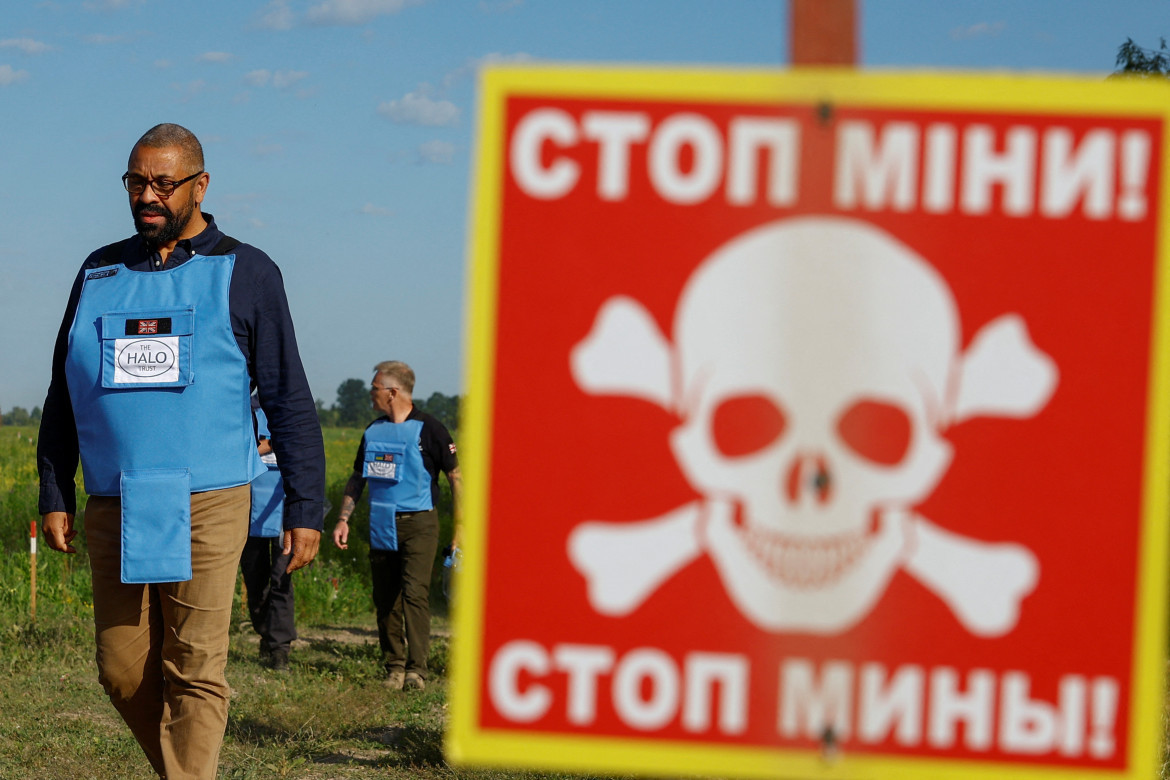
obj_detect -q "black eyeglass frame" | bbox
[121,170,204,197]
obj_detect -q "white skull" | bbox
[670,217,958,632]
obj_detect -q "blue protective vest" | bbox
[63,253,265,582]
[363,418,431,551]
[250,406,285,538]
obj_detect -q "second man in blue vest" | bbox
[243,398,298,671]
[332,361,461,691]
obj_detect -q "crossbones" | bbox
[567,217,1054,636]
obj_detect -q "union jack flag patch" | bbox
[124,317,172,336]
[449,443,457,454]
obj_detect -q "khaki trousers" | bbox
[86,485,249,780]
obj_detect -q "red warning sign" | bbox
[449,67,1170,780]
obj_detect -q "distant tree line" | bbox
[1,406,41,426]
[315,378,460,432]
[3,382,461,431]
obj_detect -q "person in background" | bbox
[332,360,461,691]
[36,123,324,780]
[241,396,297,672]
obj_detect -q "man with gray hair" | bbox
[333,360,461,690]
[37,123,324,779]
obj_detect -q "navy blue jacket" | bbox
[37,213,326,532]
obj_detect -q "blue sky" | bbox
[1,0,1167,412]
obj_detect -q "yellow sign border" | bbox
[449,65,1170,780]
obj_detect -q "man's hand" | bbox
[332,519,349,550]
[42,512,77,554]
[282,527,321,573]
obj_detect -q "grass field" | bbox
[5,425,1169,779]
[0,425,605,780]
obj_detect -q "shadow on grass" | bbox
[335,723,446,768]
[309,624,379,641]
[227,715,295,748]
[370,722,446,766]
[228,716,446,770]
[229,627,381,678]
[278,626,448,678]
[293,637,381,677]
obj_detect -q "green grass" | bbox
[0,425,608,779]
[5,424,1168,778]
[0,610,607,780]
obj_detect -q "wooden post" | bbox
[790,0,857,66]
[29,520,37,621]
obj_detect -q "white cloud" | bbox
[377,91,459,126]
[273,69,308,89]
[254,0,428,29]
[243,69,308,90]
[0,38,52,55]
[154,58,172,69]
[361,203,394,216]
[244,69,271,87]
[252,143,284,157]
[950,21,1006,40]
[418,139,455,164]
[0,65,29,86]
[197,51,234,64]
[256,0,294,30]
[306,0,427,27]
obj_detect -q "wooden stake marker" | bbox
[29,520,37,621]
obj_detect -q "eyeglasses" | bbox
[121,171,203,198]
[370,384,397,393]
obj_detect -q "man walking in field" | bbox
[36,123,325,780]
[332,361,461,690]
[242,396,299,672]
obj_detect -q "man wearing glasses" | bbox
[332,361,462,692]
[36,123,325,780]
